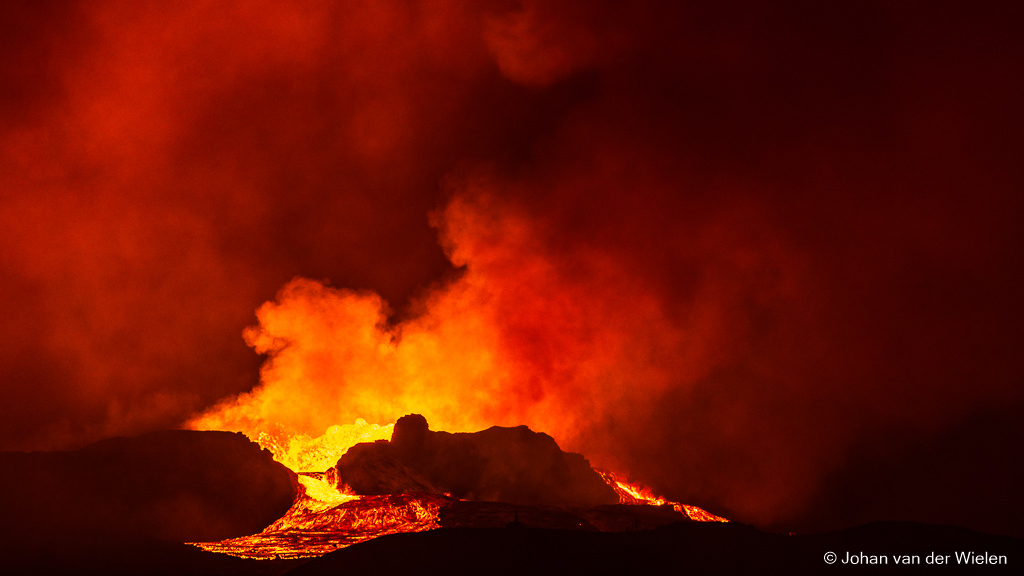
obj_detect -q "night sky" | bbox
[2,1,1022,537]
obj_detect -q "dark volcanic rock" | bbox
[333,450,437,494]
[436,500,691,532]
[438,500,601,531]
[6,537,309,576]
[334,414,618,507]
[0,430,295,552]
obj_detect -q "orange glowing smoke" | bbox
[188,186,726,469]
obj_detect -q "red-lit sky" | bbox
[2,1,1022,536]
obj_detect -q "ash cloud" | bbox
[2,0,1023,536]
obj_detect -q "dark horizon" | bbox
[1,0,1022,539]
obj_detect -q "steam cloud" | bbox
[2,1,1022,535]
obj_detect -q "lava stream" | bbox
[596,469,728,523]
[190,473,445,560]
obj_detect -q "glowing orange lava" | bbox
[597,469,728,523]
[189,472,445,559]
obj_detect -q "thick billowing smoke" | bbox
[193,171,799,455]
[193,156,802,449]
[3,1,1023,535]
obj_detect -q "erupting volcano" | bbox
[190,414,726,560]
[3,1,1023,573]
[177,195,739,559]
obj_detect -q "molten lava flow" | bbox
[293,473,359,512]
[190,471,446,560]
[596,469,728,523]
[189,425,727,560]
[189,410,727,561]
[598,469,670,506]
[678,504,729,523]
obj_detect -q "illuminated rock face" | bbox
[0,430,295,544]
[334,414,618,508]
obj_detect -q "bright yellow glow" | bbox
[250,418,394,472]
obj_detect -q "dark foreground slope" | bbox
[2,519,1020,575]
[290,521,1024,576]
[5,538,308,576]
[0,430,295,562]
